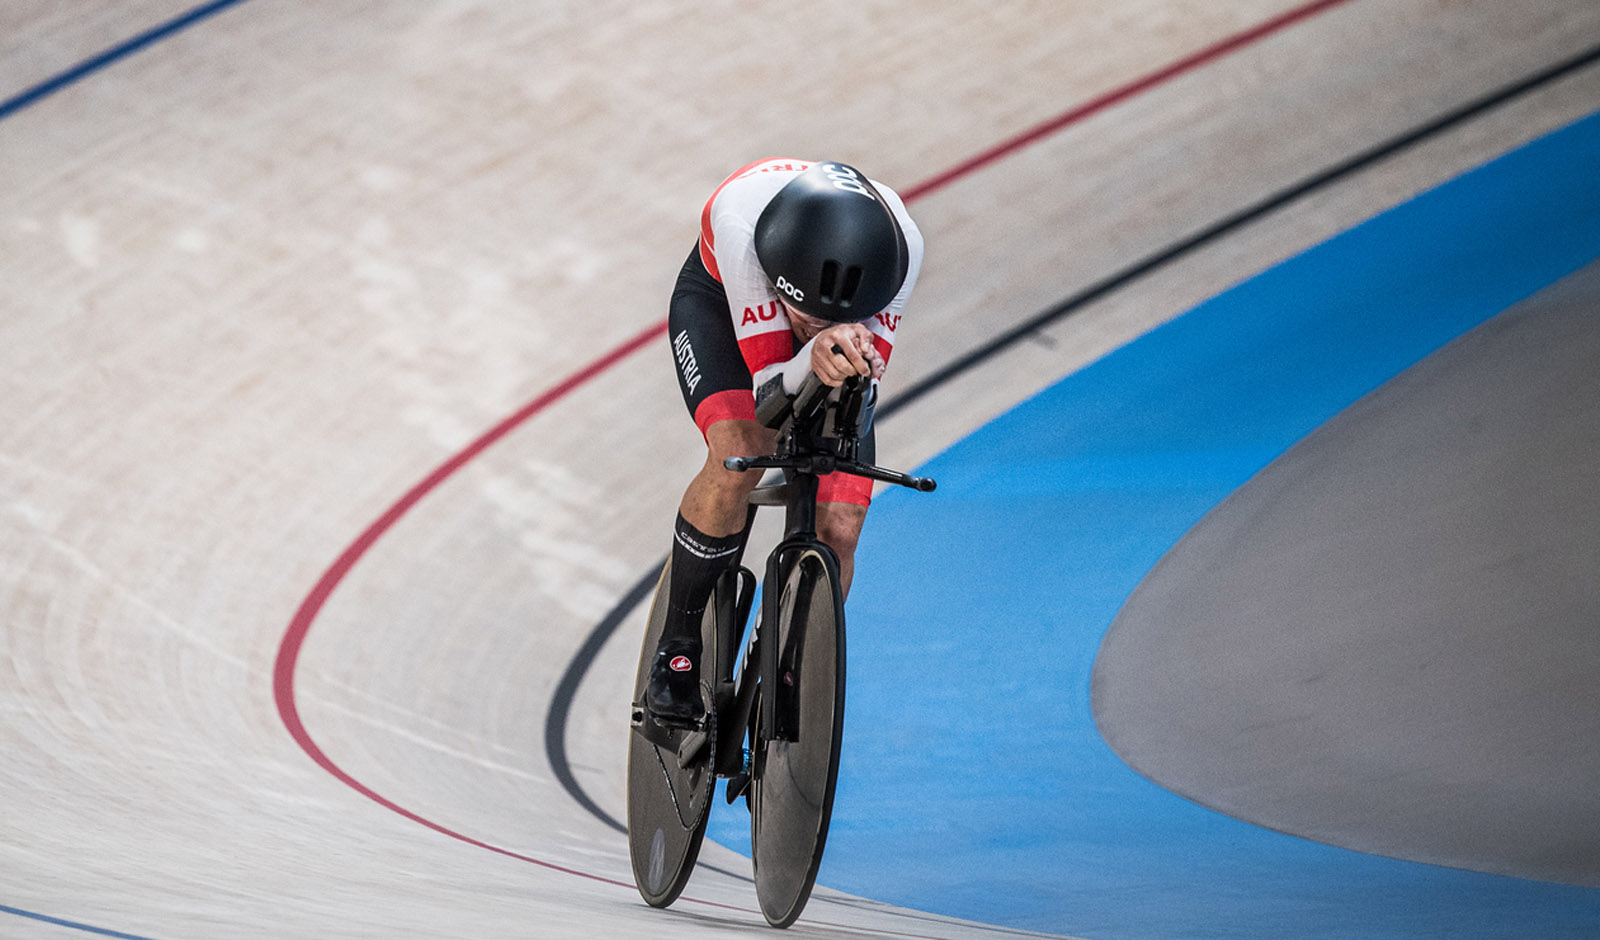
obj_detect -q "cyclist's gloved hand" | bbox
[810,323,883,386]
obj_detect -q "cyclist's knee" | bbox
[704,421,773,474]
[704,419,773,462]
[695,420,773,503]
[816,501,867,558]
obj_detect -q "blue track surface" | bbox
[707,111,1600,937]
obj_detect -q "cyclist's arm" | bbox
[753,334,883,433]
[753,338,821,396]
[753,323,882,396]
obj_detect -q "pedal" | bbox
[631,701,702,751]
[676,728,709,768]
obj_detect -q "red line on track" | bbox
[272,0,1355,920]
[898,0,1357,203]
[271,320,664,892]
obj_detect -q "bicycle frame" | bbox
[714,473,840,772]
[716,373,933,778]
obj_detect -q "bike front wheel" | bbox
[749,547,846,928]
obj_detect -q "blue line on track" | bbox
[0,0,251,123]
[0,903,158,940]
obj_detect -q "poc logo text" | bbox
[822,163,872,197]
[775,275,804,302]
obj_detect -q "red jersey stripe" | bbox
[693,388,757,436]
[872,334,894,367]
[818,470,873,507]
[737,330,795,377]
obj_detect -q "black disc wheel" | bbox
[749,548,846,928]
[626,561,717,908]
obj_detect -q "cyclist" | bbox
[645,158,925,724]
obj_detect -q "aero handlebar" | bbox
[726,351,936,494]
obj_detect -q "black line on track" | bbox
[542,569,654,834]
[0,0,252,123]
[546,43,1600,844]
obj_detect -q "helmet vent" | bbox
[819,260,840,303]
[838,265,863,308]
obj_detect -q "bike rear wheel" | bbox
[626,561,717,908]
[749,547,846,928]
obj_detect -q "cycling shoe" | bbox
[644,636,705,725]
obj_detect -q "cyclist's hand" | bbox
[810,323,883,387]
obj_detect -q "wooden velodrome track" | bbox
[3,1,1598,937]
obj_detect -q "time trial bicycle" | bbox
[627,361,935,927]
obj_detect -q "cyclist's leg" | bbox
[665,243,772,633]
[816,489,870,596]
[680,419,774,537]
[815,499,866,594]
[650,244,771,719]
[813,419,874,593]
[658,418,771,662]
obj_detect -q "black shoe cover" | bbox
[645,636,704,724]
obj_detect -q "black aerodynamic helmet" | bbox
[753,162,910,322]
